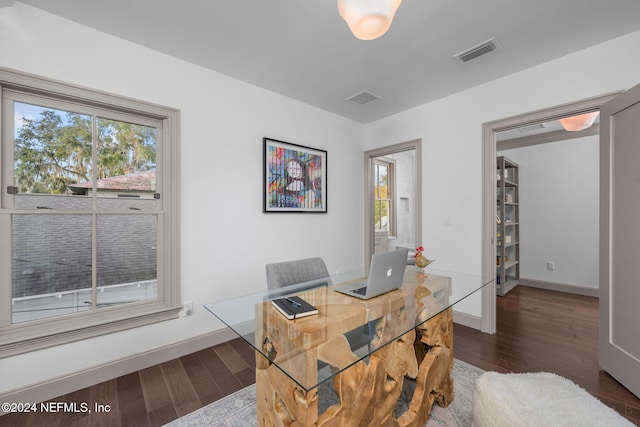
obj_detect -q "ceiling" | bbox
[17,0,640,124]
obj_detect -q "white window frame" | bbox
[0,67,181,357]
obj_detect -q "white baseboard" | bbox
[0,328,236,407]
[453,310,482,330]
[519,278,599,298]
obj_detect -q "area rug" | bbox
[472,371,635,427]
[164,359,484,427]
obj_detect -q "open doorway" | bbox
[496,119,601,298]
[480,92,620,333]
[364,139,422,267]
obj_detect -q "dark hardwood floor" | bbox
[455,286,640,425]
[2,286,639,426]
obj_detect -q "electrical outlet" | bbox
[183,301,193,316]
[546,261,555,271]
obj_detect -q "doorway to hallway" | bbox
[480,92,619,333]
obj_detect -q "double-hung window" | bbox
[0,68,181,357]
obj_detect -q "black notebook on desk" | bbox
[271,296,318,320]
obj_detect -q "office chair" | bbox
[265,257,332,290]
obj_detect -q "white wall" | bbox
[387,150,415,247]
[0,3,364,394]
[501,135,599,289]
[363,29,640,316]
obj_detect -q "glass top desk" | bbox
[205,268,490,426]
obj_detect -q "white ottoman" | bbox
[472,371,633,427]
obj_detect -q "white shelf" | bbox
[496,156,520,297]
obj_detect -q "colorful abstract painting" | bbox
[263,138,327,213]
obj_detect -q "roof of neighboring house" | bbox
[13,194,157,297]
[69,170,156,192]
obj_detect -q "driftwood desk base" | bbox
[256,307,453,427]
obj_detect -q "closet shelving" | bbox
[496,156,520,296]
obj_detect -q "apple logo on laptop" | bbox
[386,267,393,277]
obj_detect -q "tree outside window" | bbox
[11,102,159,323]
[0,68,180,357]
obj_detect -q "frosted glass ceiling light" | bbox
[338,0,403,41]
[558,111,600,131]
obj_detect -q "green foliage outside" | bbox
[14,105,156,194]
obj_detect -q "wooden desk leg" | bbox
[317,308,453,427]
[256,351,319,427]
[255,307,453,427]
[399,308,454,426]
[318,328,419,427]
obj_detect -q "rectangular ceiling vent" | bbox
[518,122,547,133]
[346,90,380,106]
[454,38,499,63]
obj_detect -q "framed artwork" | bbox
[263,137,327,213]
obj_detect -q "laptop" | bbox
[333,248,409,300]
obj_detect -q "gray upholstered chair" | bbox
[265,257,332,290]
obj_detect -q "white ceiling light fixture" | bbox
[558,111,600,131]
[338,0,403,41]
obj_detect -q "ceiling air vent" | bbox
[518,122,547,133]
[346,90,380,106]
[454,38,499,63]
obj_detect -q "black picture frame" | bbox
[263,137,327,213]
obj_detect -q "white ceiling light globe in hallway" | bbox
[338,0,403,41]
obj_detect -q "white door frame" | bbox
[481,92,620,333]
[364,139,422,268]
